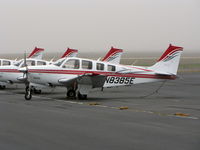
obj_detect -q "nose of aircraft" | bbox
[18,67,28,73]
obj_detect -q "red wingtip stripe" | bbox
[158,44,183,62]
[102,47,123,61]
[61,48,78,58]
[28,47,44,58]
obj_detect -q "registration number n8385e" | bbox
[106,77,134,84]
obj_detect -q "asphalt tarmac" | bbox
[0,72,199,150]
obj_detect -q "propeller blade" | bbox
[23,51,28,81]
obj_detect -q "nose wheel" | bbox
[25,86,32,100]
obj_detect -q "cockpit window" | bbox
[107,65,116,71]
[62,59,80,69]
[82,60,92,70]
[54,59,65,67]
[37,61,46,66]
[3,60,11,66]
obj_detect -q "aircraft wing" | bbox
[58,73,107,88]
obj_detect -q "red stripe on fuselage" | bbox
[28,69,176,80]
[0,69,20,73]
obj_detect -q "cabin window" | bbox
[3,60,11,66]
[27,60,35,66]
[82,60,92,69]
[21,60,35,67]
[62,59,79,69]
[107,65,116,71]
[37,61,46,66]
[0,61,1,66]
[96,63,104,70]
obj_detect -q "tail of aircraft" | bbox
[28,47,44,60]
[102,47,123,64]
[61,48,78,58]
[149,44,183,75]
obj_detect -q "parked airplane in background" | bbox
[102,47,123,64]
[19,44,183,100]
[61,48,78,58]
[0,59,15,67]
[0,47,46,89]
[0,47,79,91]
[51,48,78,64]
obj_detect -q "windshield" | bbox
[53,59,65,67]
[14,60,23,67]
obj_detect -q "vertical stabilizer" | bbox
[102,47,123,64]
[61,48,78,58]
[28,47,44,60]
[149,44,183,75]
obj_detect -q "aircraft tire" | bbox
[78,92,87,100]
[33,88,42,94]
[0,85,6,90]
[67,89,76,98]
[25,87,32,100]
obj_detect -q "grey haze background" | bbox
[0,0,200,54]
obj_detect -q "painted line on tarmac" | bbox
[32,95,199,120]
[2,90,199,120]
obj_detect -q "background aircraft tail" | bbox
[149,44,183,75]
[61,48,78,58]
[28,47,44,60]
[102,47,123,64]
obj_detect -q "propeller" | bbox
[22,51,29,81]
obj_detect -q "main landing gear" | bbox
[77,92,87,100]
[33,88,42,94]
[66,89,87,100]
[0,85,6,90]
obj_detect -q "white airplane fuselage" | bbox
[27,57,174,88]
[0,59,49,85]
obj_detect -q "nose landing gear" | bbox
[25,86,32,100]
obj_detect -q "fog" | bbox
[0,0,200,54]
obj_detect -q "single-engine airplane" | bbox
[0,47,47,89]
[0,47,79,91]
[19,44,183,100]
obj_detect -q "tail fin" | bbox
[61,48,78,58]
[102,47,123,64]
[149,44,183,75]
[28,47,44,60]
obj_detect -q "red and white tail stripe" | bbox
[61,48,78,58]
[28,47,44,59]
[157,44,183,62]
[102,47,123,64]
[149,44,183,75]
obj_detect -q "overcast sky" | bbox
[0,0,199,54]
